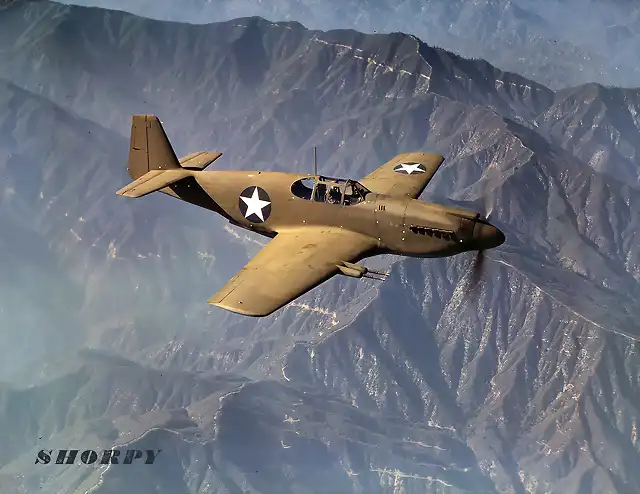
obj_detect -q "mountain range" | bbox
[1,0,640,492]
[57,0,640,89]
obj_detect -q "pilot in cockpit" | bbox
[326,185,342,204]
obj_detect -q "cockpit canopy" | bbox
[291,176,370,206]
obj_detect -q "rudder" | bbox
[128,115,180,180]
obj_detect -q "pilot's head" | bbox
[328,187,341,203]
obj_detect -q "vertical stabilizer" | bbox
[128,115,180,180]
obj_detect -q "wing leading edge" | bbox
[359,152,445,199]
[209,228,378,317]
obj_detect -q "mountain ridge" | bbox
[53,0,640,89]
[1,2,640,493]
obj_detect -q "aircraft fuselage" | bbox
[162,170,504,258]
[118,114,506,317]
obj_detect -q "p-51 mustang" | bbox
[117,115,505,317]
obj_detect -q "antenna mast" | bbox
[313,146,317,176]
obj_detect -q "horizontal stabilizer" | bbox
[179,151,223,170]
[116,169,191,198]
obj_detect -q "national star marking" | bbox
[397,163,425,174]
[241,187,271,221]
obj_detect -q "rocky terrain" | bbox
[0,1,640,493]
[57,0,640,89]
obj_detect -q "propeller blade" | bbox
[475,192,494,221]
[468,249,486,293]
[484,193,493,219]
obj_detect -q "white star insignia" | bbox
[240,187,271,221]
[396,163,425,174]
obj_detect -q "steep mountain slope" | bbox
[1,1,640,493]
[56,0,640,89]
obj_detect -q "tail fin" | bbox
[128,114,180,180]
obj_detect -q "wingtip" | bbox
[423,152,445,163]
[405,151,445,163]
[208,299,270,317]
[115,187,139,198]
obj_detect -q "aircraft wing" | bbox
[359,152,445,198]
[209,228,378,317]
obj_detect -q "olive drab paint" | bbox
[117,115,505,317]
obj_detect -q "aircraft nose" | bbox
[473,222,505,250]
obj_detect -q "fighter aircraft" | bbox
[117,115,505,317]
